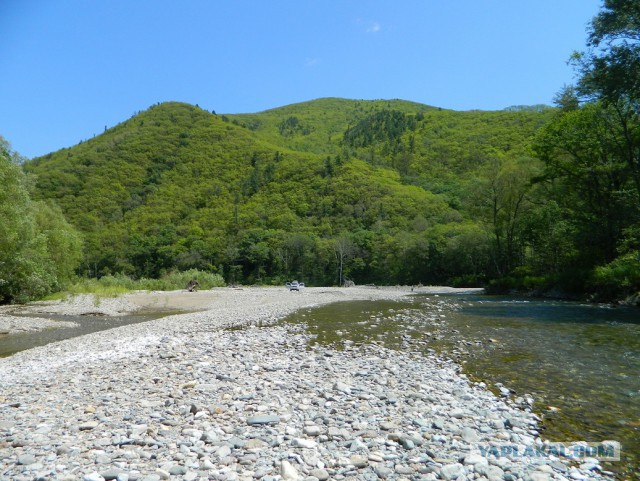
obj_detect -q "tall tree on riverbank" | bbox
[0,136,83,304]
[531,0,640,298]
[571,0,640,202]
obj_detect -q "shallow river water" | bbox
[280,294,640,479]
[2,294,638,478]
[0,312,168,358]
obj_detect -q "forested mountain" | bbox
[19,79,640,303]
[22,99,552,289]
[233,98,552,207]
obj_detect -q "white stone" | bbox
[280,460,299,480]
[217,445,232,458]
[303,425,322,436]
[440,463,466,480]
[461,426,479,442]
[292,438,317,448]
[463,453,488,466]
[83,473,105,481]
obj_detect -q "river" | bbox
[1,294,638,478]
[0,312,168,358]
[279,294,640,479]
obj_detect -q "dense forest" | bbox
[1,0,639,304]
[19,101,552,289]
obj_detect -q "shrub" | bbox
[590,253,640,301]
[0,141,83,304]
[153,269,226,290]
[53,269,226,298]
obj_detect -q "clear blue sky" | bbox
[1,0,602,159]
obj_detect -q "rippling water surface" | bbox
[281,294,640,479]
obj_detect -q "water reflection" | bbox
[448,296,639,479]
[280,294,640,479]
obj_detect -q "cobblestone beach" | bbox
[0,287,615,481]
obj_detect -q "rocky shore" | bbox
[0,287,615,481]
[0,315,77,335]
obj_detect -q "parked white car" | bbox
[285,280,305,291]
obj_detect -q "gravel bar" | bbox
[0,287,615,481]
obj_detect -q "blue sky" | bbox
[1,0,602,159]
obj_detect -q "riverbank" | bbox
[0,287,615,481]
[0,286,482,332]
[0,315,77,335]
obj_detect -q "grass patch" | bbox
[46,269,226,299]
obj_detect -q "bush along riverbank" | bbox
[0,288,617,481]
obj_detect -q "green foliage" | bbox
[0,136,83,303]
[59,277,132,298]
[527,101,640,295]
[32,101,511,287]
[343,109,417,148]
[522,0,640,301]
[22,96,633,299]
[33,200,84,286]
[278,116,310,136]
[153,269,226,290]
[568,0,640,204]
[573,0,640,107]
[57,269,225,297]
[590,252,640,301]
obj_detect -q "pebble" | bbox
[280,460,299,480]
[293,438,317,448]
[246,415,280,425]
[394,464,414,475]
[303,425,322,436]
[168,466,186,475]
[245,438,268,449]
[463,453,488,466]
[440,463,466,480]
[0,288,616,481]
[17,454,37,465]
[84,473,105,481]
[103,470,124,480]
[350,454,368,468]
[79,420,99,430]
[333,381,352,394]
[374,466,394,479]
[528,473,551,481]
[460,426,479,442]
[217,445,232,458]
[309,468,330,480]
[450,408,465,419]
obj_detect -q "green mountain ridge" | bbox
[24,98,554,286]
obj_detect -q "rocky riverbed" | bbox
[0,287,616,481]
[0,315,77,335]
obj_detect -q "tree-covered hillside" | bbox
[232,98,554,206]
[230,98,436,156]
[23,99,551,287]
[20,68,640,302]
